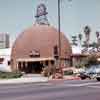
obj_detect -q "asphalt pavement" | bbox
[0,80,100,100]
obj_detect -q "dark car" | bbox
[79,65,100,80]
[95,65,100,81]
[96,75,100,81]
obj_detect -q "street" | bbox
[0,80,100,100]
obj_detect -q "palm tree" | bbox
[96,31,100,45]
[82,41,87,47]
[78,33,82,47]
[96,31,100,52]
[96,31,99,39]
[84,26,91,48]
[71,35,78,46]
[90,42,97,48]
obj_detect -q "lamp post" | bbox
[58,0,63,78]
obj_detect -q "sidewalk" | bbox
[0,75,80,85]
[49,75,81,81]
[0,77,48,84]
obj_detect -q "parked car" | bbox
[95,66,100,81]
[79,65,100,80]
[96,75,100,81]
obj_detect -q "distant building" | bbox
[0,48,11,72]
[71,46,87,67]
[0,33,10,49]
[71,45,100,68]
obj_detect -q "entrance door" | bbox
[26,62,43,73]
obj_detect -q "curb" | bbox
[0,77,48,85]
[49,76,81,82]
[64,77,81,80]
[0,77,81,85]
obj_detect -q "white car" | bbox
[0,57,11,72]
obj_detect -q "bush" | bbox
[41,67,54,77]
[63,70,73,75]
[0,72,22,79]
[41,67,49,77]
[86,54,98,66]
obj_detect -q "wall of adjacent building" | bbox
[0,33,10,49]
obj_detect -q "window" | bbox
[0,58,4,64]
[8,60,11,65]
[45,61,48,66]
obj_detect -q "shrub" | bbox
[63,70,73,75]
[0,72,22,79]
[41,67,54,77]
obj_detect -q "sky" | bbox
[0,0,100,46]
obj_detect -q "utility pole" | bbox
[58,0,63,78]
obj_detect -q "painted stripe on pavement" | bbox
[59,82,100,87]
[87,86,100,89]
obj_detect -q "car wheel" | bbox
[96,77,100,81]
[81,77,86,80]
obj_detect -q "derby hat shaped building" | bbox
[11,3,72,73]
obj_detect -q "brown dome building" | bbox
[11,25,72,73]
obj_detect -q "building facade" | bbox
[0,48,11,72]
[11,3,72,74]
[11,25,72,73]
[0,33,9,49]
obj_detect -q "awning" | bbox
[16,57,55,62]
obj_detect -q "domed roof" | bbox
[11,25,72,60]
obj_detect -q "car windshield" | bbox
[95,65,100,73]
[85,66,96,74]
[85,65,100,74]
